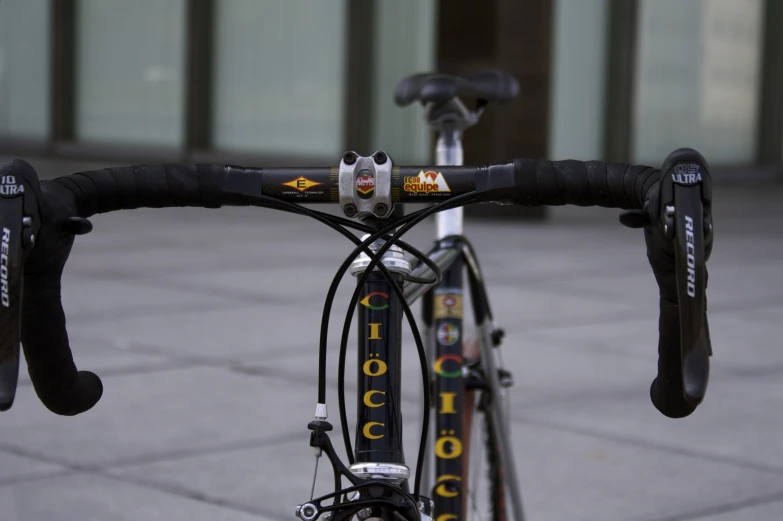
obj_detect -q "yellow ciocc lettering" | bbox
[435,435,463,459]
[435,475,462,498]
[368,323,382,340]
[436,515,457,521]
[363,390,386,408]
[439,392,457,414]
[363,359,388,376]
[363,422,385,439]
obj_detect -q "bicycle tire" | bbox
[463,337,510,521]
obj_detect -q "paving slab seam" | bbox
[15,360,201,388]
[0,443,96,473]
[0,429,306,473]
[102,430,310,470]
[635,490,783,521]
[96,469,287,520]
[511,416,783,476]
[67,300,261,325]
[226,363,425,404]
[0,469,75,488]
[63,279,782,335]
[79,273,317,309]
[488,258,783,287]
[66,255,346,281]
[510,371,781,415]
[495,297,779,337]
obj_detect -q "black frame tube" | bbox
[430,244,467,519]
[355,271,406,464]
[404,242,463,304]
[418,236,495,519]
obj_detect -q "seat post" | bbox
[434,123,464,239]
[436,123,463,167]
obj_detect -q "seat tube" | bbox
[350,240,411,483]
[429,125,468,519]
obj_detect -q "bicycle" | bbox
[394,70,525,521]
[0,72,713,521]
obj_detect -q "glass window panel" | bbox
[212,0,346,157]
[76,0,186,146]
[548,0,609,161]
[633,0,763,165]
[370,0,437,164]
[0,0,50,138]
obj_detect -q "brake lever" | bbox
[661,163,711,407]
[0,168,41,410]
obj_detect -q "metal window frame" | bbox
[185,0,213,152]
[50,0,76,143]
[602,0,638,164]
[758,0,783,182]
[343,0,376,155]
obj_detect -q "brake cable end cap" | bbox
[314,402,327,421]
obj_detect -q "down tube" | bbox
[355,272,405,465]
[431,255,466,521]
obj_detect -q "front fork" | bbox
[297,236,435,521]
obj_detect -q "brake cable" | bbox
[334,193,479,500]
[254,192,477,502]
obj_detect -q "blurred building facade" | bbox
[0,0,780,180]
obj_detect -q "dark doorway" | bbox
[438,0,553,219]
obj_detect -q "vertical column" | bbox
[758,0,783,180]
[603,0,638,163]
[343,0,376,155]
[50,0,76,142]
[438,0,553,219]
[185,0,214,152]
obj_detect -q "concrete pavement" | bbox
[1,180,782,521]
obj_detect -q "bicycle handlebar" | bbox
[46,159,658,216]
[0,151,712,418]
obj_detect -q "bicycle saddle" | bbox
[394,70,519,107]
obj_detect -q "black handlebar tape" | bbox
[22,270,104,416]
[24,164,255,414]
[5,159,104,416]
[478,157,708,418]
[477,159,661,210]
[52,164,260,218]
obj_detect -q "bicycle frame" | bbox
[345,119,525,520]
[420,122,525,521]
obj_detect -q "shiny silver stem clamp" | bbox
[338,151,393,219]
